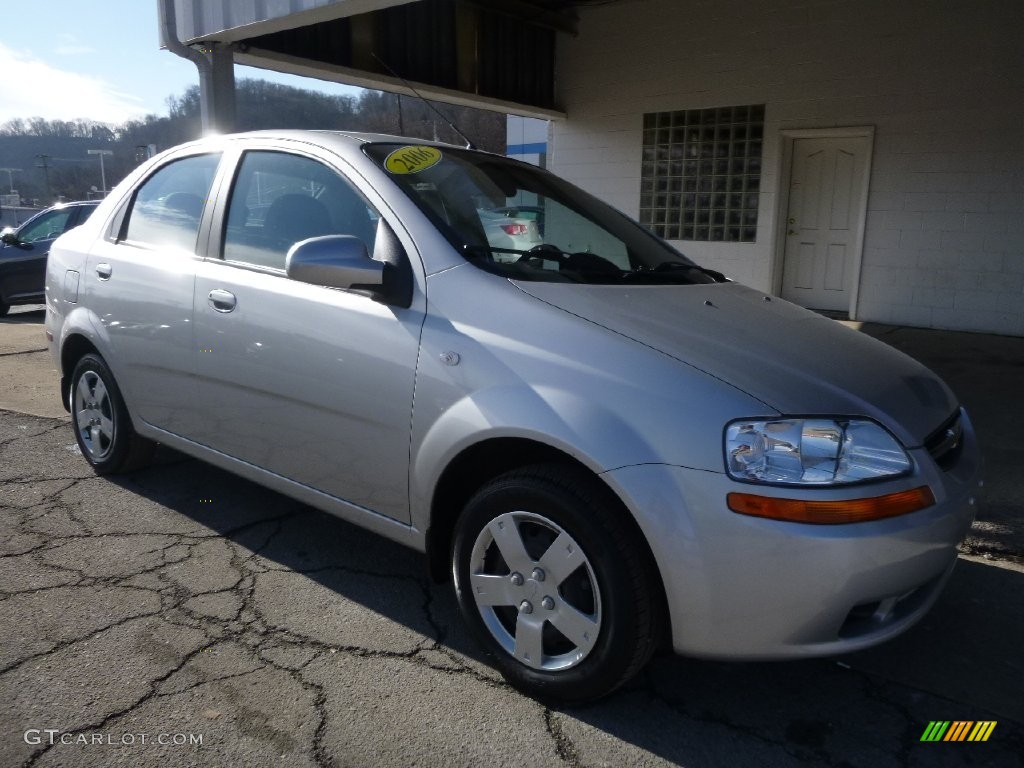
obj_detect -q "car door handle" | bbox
[95,263,112,280]
[208,289,237,313]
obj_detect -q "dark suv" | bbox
[0,201,99,316]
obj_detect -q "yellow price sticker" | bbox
[384,146,443,175]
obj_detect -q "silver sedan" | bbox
[45,131,981,702]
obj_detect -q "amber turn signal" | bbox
[726,486,936,524]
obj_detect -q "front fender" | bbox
[411,382,656,509]
[407,267,771,530]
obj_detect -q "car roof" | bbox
[44,201,99,209]
[163,130,482,162]
[16,200,98,224]
[238,129,465,146]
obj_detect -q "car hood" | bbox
[512,280,956,447]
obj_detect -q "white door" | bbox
[85,151,222,435]
[190,149,423,524]
[781,137,870,312]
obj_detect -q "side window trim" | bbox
[107,198,130,243]
[198,145,242,260]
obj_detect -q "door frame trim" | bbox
[772,126,875,319]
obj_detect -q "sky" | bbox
[0,0,364,126]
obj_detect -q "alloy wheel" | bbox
[73,370,116,461]
[468,510,602,671]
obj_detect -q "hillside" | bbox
[0,79,505,203]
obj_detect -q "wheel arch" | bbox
[59,333,101,412]
[425,436,670,645]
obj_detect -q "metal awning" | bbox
[165,0,584,118]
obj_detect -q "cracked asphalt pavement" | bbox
[2,307,1022,767]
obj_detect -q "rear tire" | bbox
[69,353,154,474]
[452,464,659,702]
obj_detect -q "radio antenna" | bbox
[371,52,476,150]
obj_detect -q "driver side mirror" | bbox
[1,229,19,245]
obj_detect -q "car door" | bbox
[26,205,97,297]
[1,206,76,301]
[84,152,222,434]
[191,146,424,523]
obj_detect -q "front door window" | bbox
[223,151,380,270]
[19,209,74,243]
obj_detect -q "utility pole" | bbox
[34,155,52,201]
[87,149,114,194]
[0,168,20,194]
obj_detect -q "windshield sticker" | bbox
[385,146,442,175]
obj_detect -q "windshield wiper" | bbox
[616,262,723,285]
[648,261,728,282]
[462,244,586,282]
[463,244,532,259]
[463,243,572,259]
[463,245,726,286]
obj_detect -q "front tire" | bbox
[69,353,153,474]
[452,465,660,702]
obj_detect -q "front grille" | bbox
[924,410,963,471]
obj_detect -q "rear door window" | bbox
[123,154,221,252]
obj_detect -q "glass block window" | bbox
[639,104,764,242]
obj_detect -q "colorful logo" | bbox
[920,721,996,742]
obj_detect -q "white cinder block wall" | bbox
[548,0,1024,336]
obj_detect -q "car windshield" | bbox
[363,143,723,285]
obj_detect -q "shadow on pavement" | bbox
[0,306,45,324]
[108,447,1024,766]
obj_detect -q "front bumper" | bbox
[602,410,982,659]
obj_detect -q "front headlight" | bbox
[725,418,912,485]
